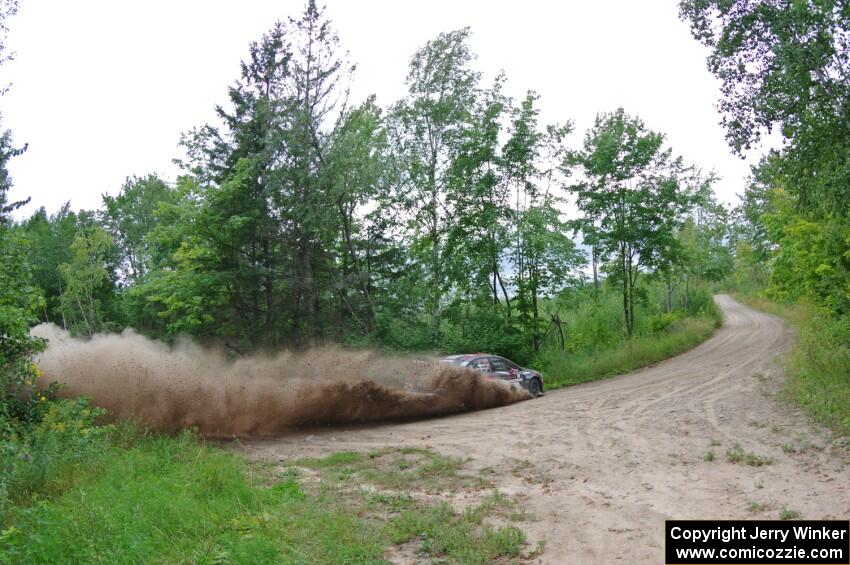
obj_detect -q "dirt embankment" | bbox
[31,324,528,436]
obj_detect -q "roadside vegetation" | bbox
[536,283,722,389]
[2,0,849,562]
[0,2,729,561]
[1,423,528,564]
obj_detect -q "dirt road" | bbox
[242,295,850,563]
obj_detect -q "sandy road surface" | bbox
[242,295,850,563]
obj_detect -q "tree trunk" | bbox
[531,276,540,352]
[59,280,67,330]
[339,200,375,331]
[492,259,499,304]
[627,252,639,338]
[263,237,274,345]
[552,313,565,351]
[621,245,632,338]
[666,279,673,312]
[305,243,320,346]
[592,247,599,291]
[76,295,92,337]
[430,222,441,341]
[497,270,512,318]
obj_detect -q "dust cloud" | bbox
[31,324,529,436]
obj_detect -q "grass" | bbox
[735,295,850,436]
[537,316,720,390]
[779,508,803,520]
[291,447,527,563]
[1,432,528,564]
[747,501,772,513]
[725,443,773,467]
[295,447,484,493]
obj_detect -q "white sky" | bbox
[3,0,763,218]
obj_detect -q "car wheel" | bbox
[527,378,542,398]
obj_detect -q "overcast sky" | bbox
[3,0,763,218]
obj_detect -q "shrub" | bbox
[1,229,54,432]
[648,311,682,333]
[0,398,111,517]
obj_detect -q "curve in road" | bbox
[243,295,850,564]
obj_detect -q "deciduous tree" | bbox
[567,109,698,337]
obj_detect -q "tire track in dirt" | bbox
[240,295,850,564]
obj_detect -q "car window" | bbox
[489,357,509,372]
[469,358,491,372]
[498,357,520,370]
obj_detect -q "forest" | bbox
[4,3,727,368]
[1,0,849,562]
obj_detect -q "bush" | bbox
[0,398,111,518]
[1,229,53,433]
[0,312,56,432]
[648,311,682,333]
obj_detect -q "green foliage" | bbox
[761,188,850,315]
[725,443,772,467]
[19,204,79,323]
[728,162,850,317]
[787,311,850,434]
[648,310,683,333]
[440,303,532,364]
[566,108,703,337]
[537,316,719,389]
[444,73,512,305]
[0,127,27,226]
[387,501,525,564]
[0,229,51,430]
[370,310,437,352]
[167,4,383,348]
[390,27,481,337]
[503,93,583,351]
[536,281,721,388]
[101,175,177,282]
[0,398,110,516]
[1,431,527,564]
[57,225,118,336]
[680,0,850,215]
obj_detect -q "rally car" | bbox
[439,353,544,397]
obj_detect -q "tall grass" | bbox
[534,281,723,389]
[537,317,720,389]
